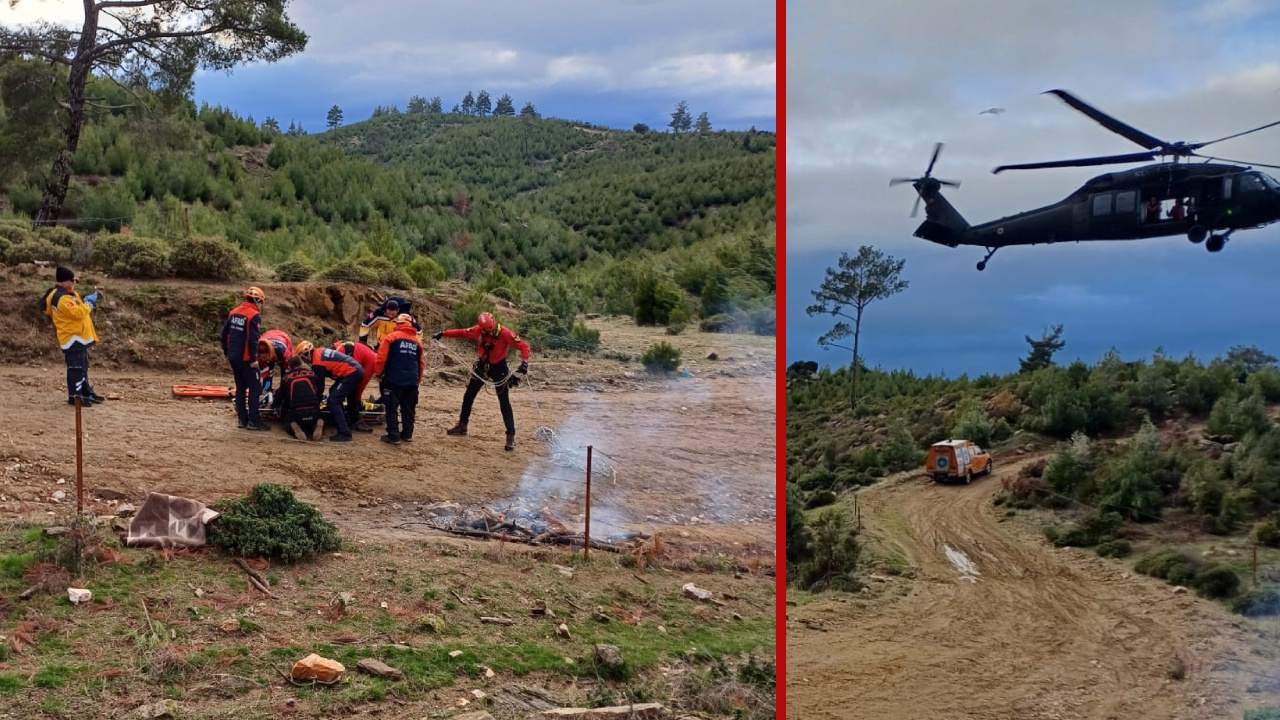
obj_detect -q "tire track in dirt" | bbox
[787,455,1280,720]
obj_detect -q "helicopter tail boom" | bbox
[913,184,970,247]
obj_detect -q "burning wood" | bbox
[424,502,647,552]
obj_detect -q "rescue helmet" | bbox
[244,286,265,302]
[395,313,414,326]
[296,340,314,357]
[477,312,497,332]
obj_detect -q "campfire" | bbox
[424,502,648,553]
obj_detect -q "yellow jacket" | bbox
[44,286,98,349]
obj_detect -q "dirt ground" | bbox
[786,455,1280,720]
[0,309,775,555]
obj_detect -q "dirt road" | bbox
[786,457,1280,720]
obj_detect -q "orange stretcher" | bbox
[172,385,233,398]
[172,384,383,420]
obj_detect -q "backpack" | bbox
[284,371,319,413]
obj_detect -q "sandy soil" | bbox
[0,317,776,555]
[786,456,1280,720]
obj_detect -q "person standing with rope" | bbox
[434,311,530,451]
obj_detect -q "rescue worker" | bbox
[295,340,363,442]
[333,340,377,433]
[220,287,269,431]
[277,355,324,441]
[361,297,422,350]
[43,266,105,407]
[434,311,530,451]
[374,313,426,445]
[257,329,293,404]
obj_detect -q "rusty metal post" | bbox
[75,395,84,514]
[584,446,593,559]
[1254,543,1259,588]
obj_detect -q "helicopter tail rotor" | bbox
[891,142,961,217]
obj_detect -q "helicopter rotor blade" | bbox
[889,177,917,186]
[911,194,922,219]
[992,150,1160,173]
[1196,155,1280,171]
[1044,89,1168,151]
[1192,118,1280,149]
[924,142,944,177]
[937,179,961,188]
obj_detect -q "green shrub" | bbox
[632,272,682,325]
[318,258,379,285]
[666,307,689,335]
[35,226,80,249]
[1254,513,1280,547]
[569,322,600,353]
[641,341,681,373]
[1134,548,1198,586]
[90,235,171,278]
[1231,589,1280,617]
[5,239,70,265]
[1050,510,1123,548]
[0,235,10,260]
[208,484,341,563]
[1193,564,1240,599]
[1095,539,1132,558]
[171,236,248,281]
[451,288,498,330]
[359,255,413,289]
[750,308,776,336]
[699,312,749,334]
[406,255,446,287]
[274,258,315,282]
[805,490,837,509]
[0,225,33,245]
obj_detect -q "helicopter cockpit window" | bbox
[1241,173,1266,193]
[1258,173,1280,190]
[1092,194,1112,216]
[1115,191,1136,213]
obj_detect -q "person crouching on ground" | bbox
[277,355,324,441]
[374,314,425,445]
[43,266,105,407]
[433,311,529,451]
[333,340,377,433]
[220,287,269,431]
[295,340,363,442]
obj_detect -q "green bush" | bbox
[171,236,248,281]
[1253,513,1280,547]
[90,235,171,278]
[406,255,446,287]
[1231,589,1280,617]
[451,288,498,330]
[274,258,315,281]
[666,307,689,335]
[1095,539,1132,558]
[35,226,80,249]
[208,484,341,563]
[750,308,776,336]
[699,312,749,334]
[805,489,837,509]
[569,322,600,353]
[632,272,682,325]
[641,341,681,373]
[1193,564,1241,599]
[1050,510,1123,548]
[318,258,379,285]
[359,255,413,289]
[4,238,71,265]
[1134,548,1198,586]
[0,225,33,245]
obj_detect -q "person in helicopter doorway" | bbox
[1146,196,1162,223]
[434,312,530,451]
[1169,197,1186,222]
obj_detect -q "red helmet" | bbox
[477,312,497,331]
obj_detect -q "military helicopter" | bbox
[892,89,1280,271]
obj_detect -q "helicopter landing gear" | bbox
[1206,231,1232,253]
[976,247,998,271]
[1188,224,1208,244]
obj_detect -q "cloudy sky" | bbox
[788,0,1280,376]
[5,0,776,132]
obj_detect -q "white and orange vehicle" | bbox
[925,439,993,484]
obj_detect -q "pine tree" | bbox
[262,117,280,135]
[407,95,427,114]
[326,104,343,129]
[519,101,539,118]
[669,100,692,133]
[493,94,516,117]
[461,92,475,116]
[428,96,444,113]
[694,111,711,134]
[476,90,492,116]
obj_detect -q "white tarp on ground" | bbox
[126,492,220,548]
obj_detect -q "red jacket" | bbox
[335,341,377,394]
[442,324,530,365]
[306,347,360,379]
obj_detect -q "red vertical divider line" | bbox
[775,0,787,714]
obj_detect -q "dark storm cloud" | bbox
[786,0,1280,375]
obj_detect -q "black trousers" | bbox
[325,369,362,436]
[459,361,515,434]
[382,382,419,439]
[286,409,320,434]
[63,344,95,399]
[229,359,261,423]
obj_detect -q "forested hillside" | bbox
[0,58,776,340]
